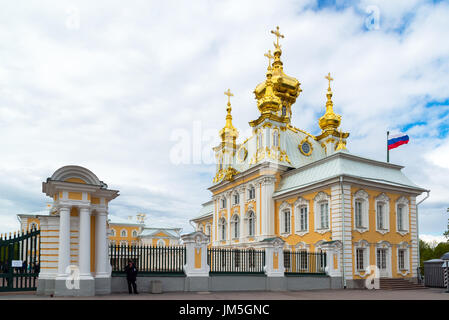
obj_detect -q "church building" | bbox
[191,27,428,286]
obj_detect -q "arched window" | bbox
[120,229,127,237]
[29,222,38,231]
[294,197,309,234]
[353,190,369,231]
[257,130,263,148]
[231,215,240,239]
[396,196,409,233]
[375,193,390,233]
[282,209,291,234]
[246,211,255,236]
[110,229,116,237]
[248,186,256,200]
[218,218,227,241]
[157,239,165,247]
[273,130,279,148]
[233,192,240,205]
[314,192,330,232]
[132,230,138,238]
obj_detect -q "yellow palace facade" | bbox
[192,27,428,287]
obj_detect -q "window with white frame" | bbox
[231,215,239,239]
[314,192,330,232]
[132,230,138,237]
[375,193,390,233]
[233,192,239,205]
[396,196,409,233]
[397,243,410,273]
[120,229,127,237]
[294,197,309,234]
[257,130,263,148]
[319,202,329,229]
[353,190,369,231]
[111,229,116,237]
[398,249,405,270]
[282,209,291,234]
[356,248,365,271]
[219,218,227,240]
[206,224,211,236]
[248,186,255,200]
[273,130,279,148]
[247,211,255,236]
[221,197,227,209]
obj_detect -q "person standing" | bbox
[124,259,138,294]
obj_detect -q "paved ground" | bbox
[1,288,448,300]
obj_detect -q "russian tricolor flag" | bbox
[388,133,409,150]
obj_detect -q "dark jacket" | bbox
[124,263,138,281]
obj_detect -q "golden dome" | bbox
[250,26,301,127]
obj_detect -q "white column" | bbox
[239,187,245,241]
[95,209,109,277]
[226,193,232,244]
[57,206,71,278]
[261,177,276,237]
[79,206,93,279]
[255,181,261,238]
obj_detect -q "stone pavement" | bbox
[0,288,448,300]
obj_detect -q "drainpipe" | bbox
[340,176,347,289]
[416,190,430,281]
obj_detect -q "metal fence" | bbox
[109,244,186,274]
[283,251,326,274]
[423,259,446,288]
[0,228,40,292]
[207,247,265,274]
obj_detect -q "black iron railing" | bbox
[284,251,326,274]
[0,228,40,292]
[109,244,186,274]
[207,247,265,274]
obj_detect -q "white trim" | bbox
[231,214,240,239]
[353,189,369,233]
[375,193,390,235]
[314,192,330,234]
[375,241,392,278]
[396,196,409,235]
[353,240,370,278]
[396,241,411,276]
[279,201,292,236]
[294,197,309,236]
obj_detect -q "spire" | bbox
[220,89,238,143]
[270,26,284,73]
[318,72,341,132]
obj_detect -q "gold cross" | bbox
[325,72,334,89]
[264,50,274,68]
[271,26,284,48]
[224,88,233,105]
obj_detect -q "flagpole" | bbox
[387,131,390,163]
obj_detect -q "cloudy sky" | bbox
[0,0,448,242]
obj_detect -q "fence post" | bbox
[258,238,285,277]
[181,231,209,277]
[320,241,342,278]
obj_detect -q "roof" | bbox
[139,228,181,238]
[108,215,143,227]
[273,151,427,197]
[191,201,214,221]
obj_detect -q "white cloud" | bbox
[0,0,448,237]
